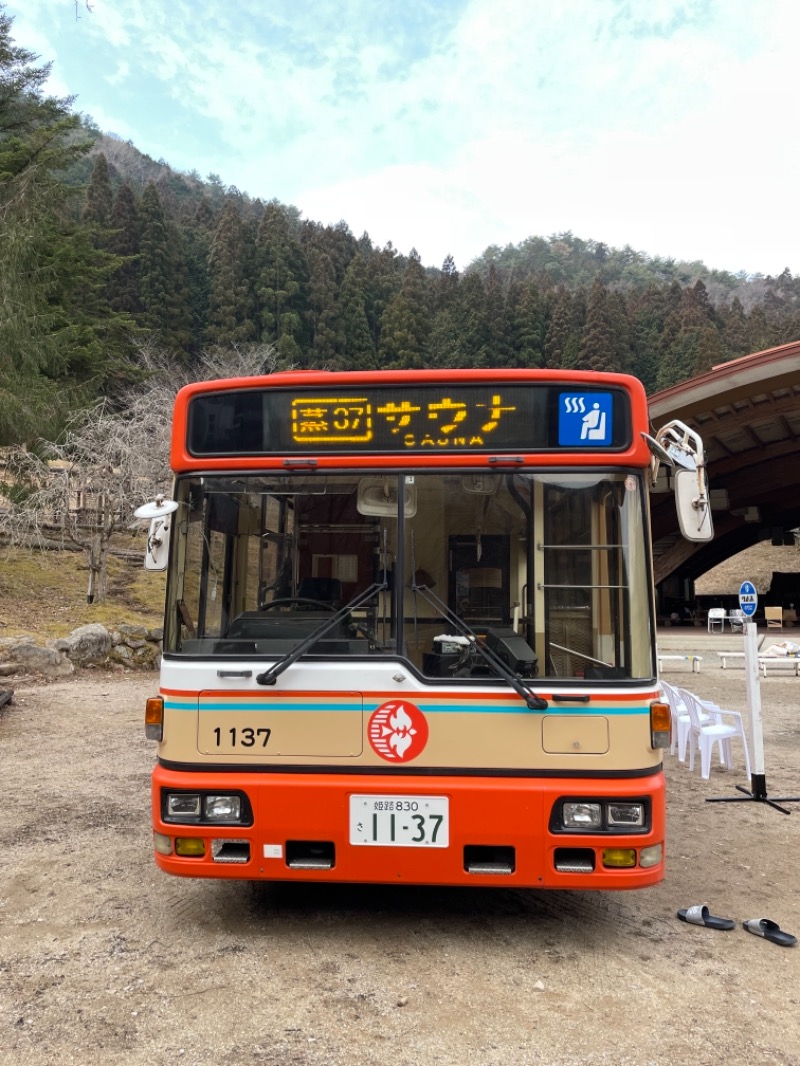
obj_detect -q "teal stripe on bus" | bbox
[165,698,649,717]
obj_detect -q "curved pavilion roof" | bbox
[648,341,800,586]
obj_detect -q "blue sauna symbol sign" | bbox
[559,392,612,446]
[739,581,758,617]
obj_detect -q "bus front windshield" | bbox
[164,470,655,682]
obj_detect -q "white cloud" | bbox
[5,0,800,274]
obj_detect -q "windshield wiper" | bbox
[255,581,387,686]
[411,580,548,711]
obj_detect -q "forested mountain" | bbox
[2,7,800,447]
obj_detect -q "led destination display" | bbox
[187,384,629,456]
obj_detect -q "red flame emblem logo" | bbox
[368,700,429,762]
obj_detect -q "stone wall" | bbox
[0,622,162,678]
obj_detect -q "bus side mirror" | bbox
[645,421,714,543]
[144,516,171,570]
[674,467,714,542]
[134,497,179,571]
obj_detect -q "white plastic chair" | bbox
[728,608,746,633]
[677,686,752,780]
[661,680,719,763]
[707,608,726,633]
[660,680,689,759]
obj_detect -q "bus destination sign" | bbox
[187,384,629,456]
[290,392,521,448]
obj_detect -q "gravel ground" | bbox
[1,665,799,1066]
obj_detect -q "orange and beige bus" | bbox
[140,368,711,889]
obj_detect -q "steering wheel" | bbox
[261,597,336,612]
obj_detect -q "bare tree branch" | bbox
[1,342,280,602]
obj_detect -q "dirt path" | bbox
[1,668,799,1066]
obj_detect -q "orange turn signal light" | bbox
[650,700,670,732]
[650,700,671,749]
[145,696,164,741]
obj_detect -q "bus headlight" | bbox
[553,798,650,833]
[562,802,602,829]
[162,790,252,826]
[204,795,242,822]
[166,793,201,820]
[607,803,644,827]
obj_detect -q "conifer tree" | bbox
[657,280,724,387]
[340,254,376,370]
[107,182,140,316]
[364,242,404,350]
[428,255,463,366]
[82,152,113,229]
[509,279,547,368]
[545,290,571,370]
[745,305,774,354]
[255,201,308,359]
[628,285,666,393]
[138,183,172,336]
[378,249,432,368]
[577,277,618,372]
[206,200,256,345]
[182,198,214,352]
[454,272,488,365]
[609,291,633,372]
[720,296,750,358]
[306,242,342,367]
[0,9,125,443]
[432,255,460,318]
[311,219,358,286]
[163,220,194,355]
[544,288,584,369]
[481,262,512,366]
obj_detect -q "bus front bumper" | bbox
[151,764,665,889]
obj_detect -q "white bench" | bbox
[657,654,703,673]
[716,651,800,676]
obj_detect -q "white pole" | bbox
[743,619,766,793]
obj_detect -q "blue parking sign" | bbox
[559,392,613,446]
[739,581,758,616]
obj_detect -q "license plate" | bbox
[349,795,449,847]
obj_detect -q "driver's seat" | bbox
[298,577,342,606]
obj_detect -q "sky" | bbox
[6,0,800,275]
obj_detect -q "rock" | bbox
[51,623,112,665]
[133,643,161,668]
[0,620,161,676]
[0,636,74,677]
